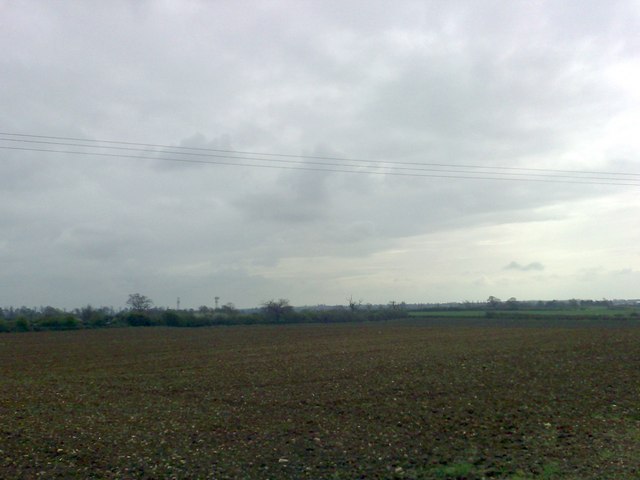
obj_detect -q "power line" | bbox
[1,131,638,178]
[2,144,639,187]
[2,137,638,183]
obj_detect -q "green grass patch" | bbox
[409,310,486,317]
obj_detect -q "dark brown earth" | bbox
[1,323,639,479]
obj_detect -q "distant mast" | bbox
[177,297,180,310]
[215,296,220,310]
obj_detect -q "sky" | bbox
[1,0,639,309]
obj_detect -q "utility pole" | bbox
[215,296,220,310]
[177,297,180,310]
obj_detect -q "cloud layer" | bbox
[1,1,639,308]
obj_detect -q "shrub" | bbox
[125,312,157,327]
[36,315,80,331]
[15,317,31,332]
[89,311,109,328]
[162,311,183,327]
[63,315,80,329]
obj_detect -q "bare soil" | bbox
[1,323,639,479]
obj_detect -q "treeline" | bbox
[0,301,409,333]
[417,297,618,312]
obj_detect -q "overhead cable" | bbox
[0,132,640,186]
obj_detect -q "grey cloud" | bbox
[614,268,635,275]
[233,165,333,224]
[55,225,129,261]
[235,192,325,224]
[504,261,545,272]
[361,44,614,169]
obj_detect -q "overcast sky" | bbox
[1,1,639,309]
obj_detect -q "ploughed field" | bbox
[1,323,639,479]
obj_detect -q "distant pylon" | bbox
[177,297,180,310]
[215,296,220,309]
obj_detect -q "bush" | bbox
[15,317,31,332]
[162,311,183,327]
[36,315,80,331]
[125,312,157,327]
[78,306,110,328]
[63,315,80,329]
[89,311,109,328]
[180,316,213,328]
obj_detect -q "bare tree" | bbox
[221,303,238,316]
[347,295,362,312]
[261,299,293,322]
[126,293,153,312]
